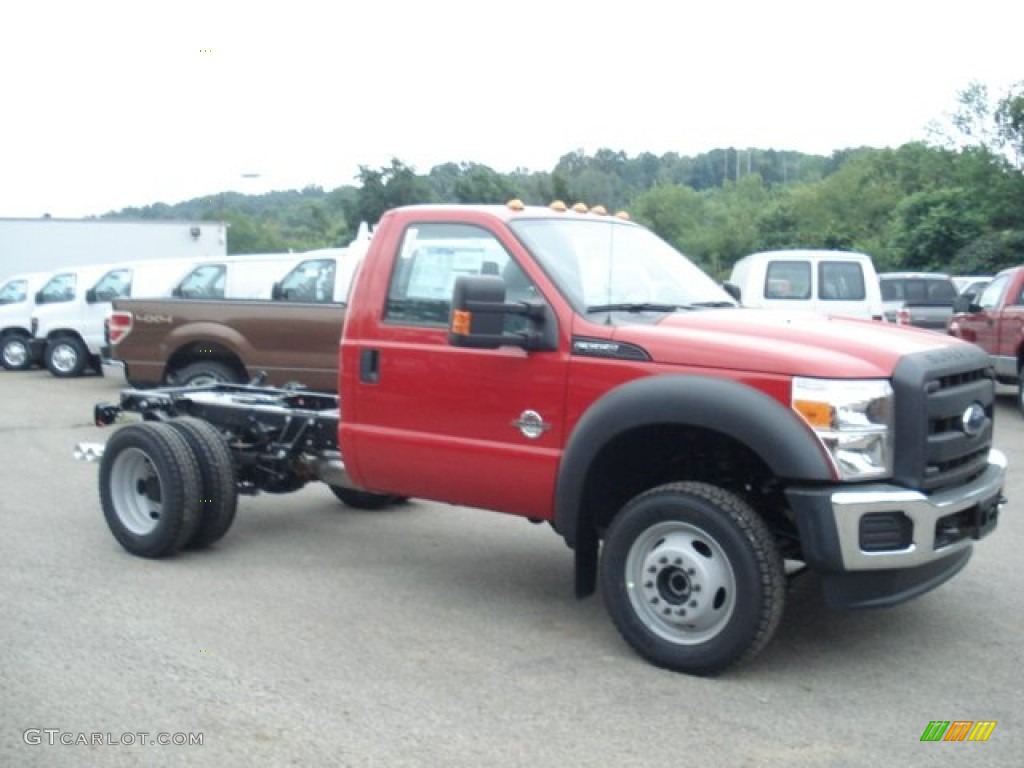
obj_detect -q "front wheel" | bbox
[0,332,34,370]
[600,481,785,676]
[44,336,89,377]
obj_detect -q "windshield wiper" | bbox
[586,302,682,313]
[688,301,737,308]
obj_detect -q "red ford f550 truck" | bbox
[947,265,1024,413]
[78,201,1007,675]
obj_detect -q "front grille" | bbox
[891,345,994,492]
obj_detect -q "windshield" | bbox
[508,218,735,313]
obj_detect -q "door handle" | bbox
[359,348,380,384]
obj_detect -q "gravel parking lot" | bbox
[2,368,1022,767]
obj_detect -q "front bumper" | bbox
[787,449,1006,608]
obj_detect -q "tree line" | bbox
[107,82,1024,279]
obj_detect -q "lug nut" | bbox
[644,581,654,589]
[689,600,698,608]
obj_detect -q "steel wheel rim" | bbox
[625,520,737,645]
[185,372,224,387]
[2,339,28,367]
[109,447,163,535]
[50,343,78,373]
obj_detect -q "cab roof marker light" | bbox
[506,199,525,211]
[590,205,608,216]
[615,210,631,221]
[549,200,568,212]
[571,202,588,213]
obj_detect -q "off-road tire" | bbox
[166,417,238,549]
[99,422,202,558]
[600,481,785,676]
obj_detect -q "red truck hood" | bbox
[610,309,961,378]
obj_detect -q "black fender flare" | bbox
[555,374,834,551]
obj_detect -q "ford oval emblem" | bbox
[961,402,986,437]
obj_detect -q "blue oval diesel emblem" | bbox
[961,402,986,437]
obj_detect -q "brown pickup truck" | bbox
[105,249,360,391]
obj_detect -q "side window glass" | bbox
[384,223,534,327]
[0,279,27,304]
[177,264,225,299]
[818,262,866,300]
[278,259,336,302]
[978,275,1007,310]
[93,269,132,301]
[39,273,76,303]
[764,261,811,300]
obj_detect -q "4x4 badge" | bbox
[512,410,550,440]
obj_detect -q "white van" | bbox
[31,259,203,377]
[0,271,53,370]
[171,254,303,300]
[727,249,884,320]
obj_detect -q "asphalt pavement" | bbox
[1,368,1021,767]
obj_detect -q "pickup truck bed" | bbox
[107,297,345,391]
[879,273,958,331]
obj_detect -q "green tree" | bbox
[452,164,518,203]
[889,188,986,271]
[631,184,708,265]
[349,158,435,229]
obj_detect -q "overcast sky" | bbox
[1,0,1019,219]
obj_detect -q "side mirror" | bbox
[722,282,742,303]
[35,290,45,304]
[952,294,983,314]
[448,275,556,351]
[171,285,183,298]
[85,288,98,303]
[271,281,284,300]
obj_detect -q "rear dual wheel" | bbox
[166,418,238,549]
[99,420,237,557]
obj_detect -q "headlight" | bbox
[792,377,893,481]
